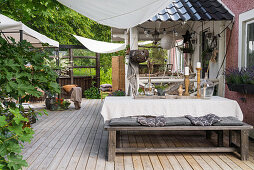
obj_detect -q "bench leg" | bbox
[108,131,116,162]
[206,131,212,139]
[217,131,223,147]
[229,130,233,147]
[240,130,249,161]
[116,131,120,148]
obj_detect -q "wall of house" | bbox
[221,0,254,127]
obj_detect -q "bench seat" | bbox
[105,118,253,162]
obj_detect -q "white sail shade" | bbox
[57,0,172,28]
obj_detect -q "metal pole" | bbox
[19,30,23,42]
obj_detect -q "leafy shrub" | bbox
[109,90,125,96]
[84,87,101,99]
[0,36,59,169]
[225,66,254,85]
[0,107,34,170]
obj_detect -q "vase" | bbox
[157,88,165,96]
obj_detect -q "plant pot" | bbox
[226,83,254,94]
[157,88,165,96]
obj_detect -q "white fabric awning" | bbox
[74,35,126,53]
[0,14,59,47]
[74,35,153,53]
[57,0,172,28]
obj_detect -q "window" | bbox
[238,8,254,68]
[246,21,254,67]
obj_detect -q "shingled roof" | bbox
[150,0,233,21]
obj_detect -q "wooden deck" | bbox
[22,99,254,170]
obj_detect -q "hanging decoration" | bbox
[130,49,149,63]
[160,34,172,49]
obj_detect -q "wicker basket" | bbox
[62,84,77,93]
[130,49,149,63]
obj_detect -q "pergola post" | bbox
[96,53,100,88]
[218,21,226,97]
[69,48,74,84]
[129,27,139,95]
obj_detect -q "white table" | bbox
[101,96,243,121]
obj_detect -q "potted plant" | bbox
[54,98,71,110]
[155,84,168,96]
[225,66,254,94]
[109,89,125,96]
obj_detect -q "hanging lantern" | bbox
[160,34,172,49]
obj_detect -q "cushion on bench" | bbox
[213,117,244,126]
[109,117,192,126]
[165,117,192,126]
[109,117,140,126]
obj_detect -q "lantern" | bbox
[160,34,172,49]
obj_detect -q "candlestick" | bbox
[196,68,202,98]
[184,67,189,75]
[184,75,190,96]
[197,62,201,68]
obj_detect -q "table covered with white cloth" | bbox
[101,96,243,122]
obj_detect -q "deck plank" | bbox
[22,100,254,170]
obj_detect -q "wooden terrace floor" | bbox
[22,99,254,170]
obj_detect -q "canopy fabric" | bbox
[74,35,125,53]
[0,14,59,47]
[57,0,172,28]
[74,35,153,53]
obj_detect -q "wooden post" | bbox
[108,131,116,162]
[96,53,100,88]
[240,130,249,161]
[69,48,74,84]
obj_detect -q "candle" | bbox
[185,67,189,75]
[197,62,201,68]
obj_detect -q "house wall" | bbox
[221,0,254,127]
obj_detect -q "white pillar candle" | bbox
[184,67,189,75]
[197,62,201,68]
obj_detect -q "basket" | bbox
[62,84,77,93]
[130,49,149,63]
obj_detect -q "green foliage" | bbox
[100,68,112,85]
[154,84,168,90]
[84,83,101,99]
[0,106,34,170]
[148,46,167,64]
[109,90,125,96]
[0,37,60,100]
[0,0,114,71]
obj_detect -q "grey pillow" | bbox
[109,117,140,126]
[213,117,244,126]
[165,117,192,126]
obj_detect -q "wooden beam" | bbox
[62,56,96,59]
[59,45,87,49]
[72,66,96,69]
[116,147,237,153]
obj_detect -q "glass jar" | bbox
[144,83,154,96]
[201,73,214,98]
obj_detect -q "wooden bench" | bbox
[104,122,253,162]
